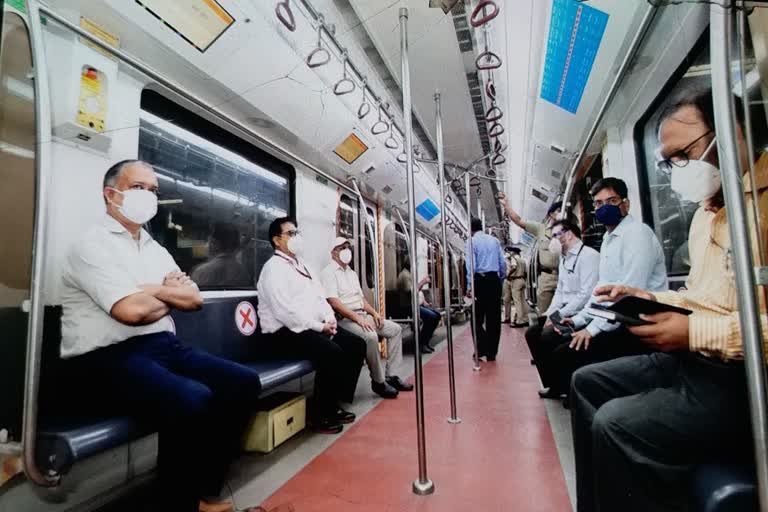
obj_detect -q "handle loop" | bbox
[476,50,502,71]
[470,0,499,28]
[275,1,296,32]
[333,55,356,96]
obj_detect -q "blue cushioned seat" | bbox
[247,359,314,390]
[690,463,758,512]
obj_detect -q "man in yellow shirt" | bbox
[570,88,768,512]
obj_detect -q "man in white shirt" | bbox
[535,178,668,401]
[524,220,599,396]
[60,160,264,512]
[257,218,366,434]
[321,238,413,399]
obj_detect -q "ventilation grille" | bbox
[531,189,549,203]
[382,185,393,195]
[551,169,561,179]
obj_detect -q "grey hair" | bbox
[103,159,152,189]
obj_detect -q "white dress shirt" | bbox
[257,250,335,334]
[570,214,669,336]
[320,261,365,311]
[545,240,600,318]
[60,215,179,358]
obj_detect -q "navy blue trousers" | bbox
[419,306,440,346]
[68,332,262,512]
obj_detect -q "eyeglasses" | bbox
[593,196,624,209]
[551,228,568,238]
[656,130,713,174]
[281,229,300,238]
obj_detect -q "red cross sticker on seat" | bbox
[235,301,257,336]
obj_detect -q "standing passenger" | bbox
[498,194,561,314]
[507,247,528,327]
[502,247,515,324]
[465,218,506,361]
[321,237,413,399]
[60,160,264,512]
[257,218,366,434]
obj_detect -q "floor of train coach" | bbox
[226,324,574,512]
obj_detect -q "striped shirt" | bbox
[655,154,768,361]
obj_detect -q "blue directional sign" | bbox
[415,198,440,222]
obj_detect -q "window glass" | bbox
[138,111,291,290]
[338,195,356,271]
[364,207,375,288]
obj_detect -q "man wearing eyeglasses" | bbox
[569,89,768,512]
[540,178,668,403]
[257,218,366,435]
[524,219,599,397]
[60,160,266,512]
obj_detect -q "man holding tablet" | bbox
[570,88,768,512]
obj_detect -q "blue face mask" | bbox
[595,203,624,226]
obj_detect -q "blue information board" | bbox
[415,198,440,222]
[540,0,609,114]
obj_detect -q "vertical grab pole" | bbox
[435,92,461,424]
[711,3,768,509]
[400,7,434,496]
[465,173,481,372]
[23,0,59,487]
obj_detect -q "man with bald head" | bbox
[61,160,265,512]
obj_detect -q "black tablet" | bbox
[586,295,692,326]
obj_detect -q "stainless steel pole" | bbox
[22,0,59,487]
[435,92,460,424]
[350,178,380,311]
[465,173,481,372]
[400,7,434,496]
[711,4,768,509]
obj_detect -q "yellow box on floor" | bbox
[243,392,306,453]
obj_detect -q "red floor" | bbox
[261,326,572,512]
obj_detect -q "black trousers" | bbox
[260,326,366,416]
[473,272,503,358]
[571,353,752,512]
[528,325,645,394]
[66,332,262,512]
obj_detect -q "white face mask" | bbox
[548,237,562,254]
[339,248,352,264]
[110,188,158,225]
[670,137,721,203]
[287,235,305,257]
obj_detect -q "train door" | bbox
[0,8,36,455]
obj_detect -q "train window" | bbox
[338,195,356,271]
[394,223,409,277]
[0,12,34,308]
[365,207,375,288]
[138,101,292,290]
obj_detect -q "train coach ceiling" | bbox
[42,0,669,228]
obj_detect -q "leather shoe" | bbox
[372,380,399,399]
[513,322,528,328]
[308,417,343,434]
[386,376,414,391]
[420,344,434,354]
[200,500,233,512]
[538,387,565,399]
[486,355,496,362]
[334,407,356,424]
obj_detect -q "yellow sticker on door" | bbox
[77,66,107,133]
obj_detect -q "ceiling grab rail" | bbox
[711,4,768,509]
[435,92,461,425]
[400,8,434,496]
[349,178,380,311]
[35,4,357,197]
[23,0,59,487]
[560,3,657,218]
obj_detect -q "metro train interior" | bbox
[2,0,768,511]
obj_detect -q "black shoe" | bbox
[420,344,434,354]
[530,358,536,365]
[562,396,571,409]
[309,417,344,434]
[386,376,414,392]
[486,355,496,362]
[372,380,399,399]
[538,388,565,399]
[513,323,528,328]
[333,407,356,424]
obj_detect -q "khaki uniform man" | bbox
[498,193,561,315]
[502,250,515,323]
[507,247,528,326]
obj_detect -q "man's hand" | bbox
[355,314,376,332]
[418,276,432,290]
[323,318,338,336]
[594,284,656,303]
[629,312,690,352]
[569,329,592,351]
[553,317,573,335]
[163,271,193,288]
[543,318,553,329]
[371,311,383,329]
